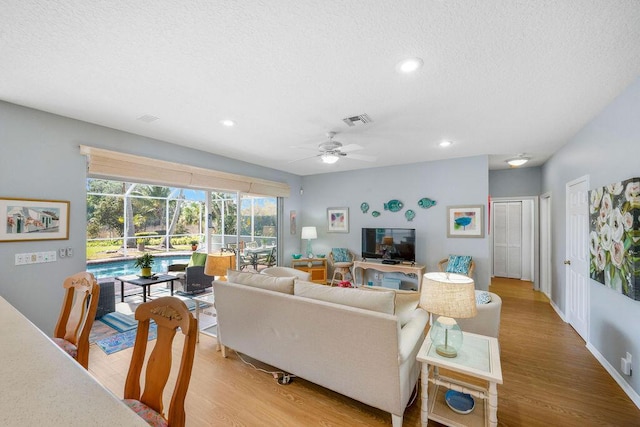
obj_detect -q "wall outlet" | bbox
[621,352,633,376]
[59,248,66,258]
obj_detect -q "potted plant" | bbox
[134,253,155,277]
[190,240,199,251]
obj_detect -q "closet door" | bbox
[493,202,522,278]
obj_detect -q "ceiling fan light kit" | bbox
[321,153,340,164]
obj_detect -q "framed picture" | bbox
[1,197,70,242]
[447,205,484,238]
[327,207,349,233]
[290,210,297,235]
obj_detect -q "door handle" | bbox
[564,260,571,265]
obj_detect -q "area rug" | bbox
[99,311,140,333]
[96,324,158,355]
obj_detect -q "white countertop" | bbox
[0,296,147,426]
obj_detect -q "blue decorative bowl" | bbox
[292,254,302,259]
[317,254,326,258]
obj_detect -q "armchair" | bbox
[438,255,475,277]
[168,252,213,294]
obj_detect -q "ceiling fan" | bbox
[290,132,376,164]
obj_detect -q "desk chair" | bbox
[123,296,197,427]
[330,248,355,286]
[53,272,100,369]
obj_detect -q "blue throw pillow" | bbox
[332,248,351,263]
[476,291,492,304]
[445,255,472,274]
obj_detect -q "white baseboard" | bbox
[549,298,566,322]
[586,342,640,409]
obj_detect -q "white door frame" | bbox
[540,192,552,298]
[565,175,590,342]
[490,196,539,289]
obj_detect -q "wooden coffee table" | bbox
[115,274,177,302]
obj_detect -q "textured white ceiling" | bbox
[1,1,640,175]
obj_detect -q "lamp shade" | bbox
[301,226,317,240]
[204,252,236,281]
[420,272,477,318]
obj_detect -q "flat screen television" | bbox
[361,228,416,262]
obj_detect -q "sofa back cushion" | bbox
[227,269,295,294]
[361,286,420,326]
[294,281,395,314]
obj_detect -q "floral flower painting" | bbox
[589,177,640,301]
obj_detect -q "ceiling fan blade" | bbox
[290,145,319,152]
[347,153,377,162]
[287,154,320,164]
[339,144,364,153]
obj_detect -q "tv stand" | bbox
[353,260,426,291]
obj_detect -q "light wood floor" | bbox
[88,277,640,426]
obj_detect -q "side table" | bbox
[193,292,216,344]
[416,331,502,427]
[291,258,327,284]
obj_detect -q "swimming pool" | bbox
[87,255,191,279]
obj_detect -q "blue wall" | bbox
[0,101,302,333]
[542,76,640,399]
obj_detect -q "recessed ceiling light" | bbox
[439,140,453,147]
[396,57,424,74]
[220,119,235,127]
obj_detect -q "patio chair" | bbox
[123,296,197,427]
[168,252,213,294]
[257,246,277,270]
[53,272,100,369]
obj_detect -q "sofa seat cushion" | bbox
[361,286,420,326]
[294,281,395,314]
[227,269,295,294]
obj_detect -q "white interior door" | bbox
[566,176,590,342]
[493,201,522,278]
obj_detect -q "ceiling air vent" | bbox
[342,113,373,127]
[137,114,159,123]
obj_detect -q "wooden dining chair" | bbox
[52,271,100,369]
[123,296,197,427]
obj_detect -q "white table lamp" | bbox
[301,226,317,259]
[420,272,477,358]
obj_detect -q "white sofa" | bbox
[213,270,429,427]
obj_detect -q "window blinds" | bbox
[79,145,290,198]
